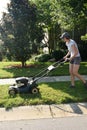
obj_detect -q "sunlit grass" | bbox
[0,61,87,78]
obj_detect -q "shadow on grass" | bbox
[2,63,70,78]
[2,63,48,78]
[2,67,40,78]
[45,81,87,115]
[40,81,87,104]
[2,62,87,78]
[8,81,87,106]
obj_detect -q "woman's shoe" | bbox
[70,85,75,88]
[84,81,87,88]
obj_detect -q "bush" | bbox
[81,34,87,41]
[52,50,65,61]
[35,54,51,62]
[0,53,2,61]
[57,40,67,50]
[79,43,87,61]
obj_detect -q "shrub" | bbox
[0,53,2,61]
[81,34,87,41]
[57,40,67,50]
[79,43,87,61]
[35,54,51,62]
[52,50,65,61]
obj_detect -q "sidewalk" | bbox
[0,75,87,85]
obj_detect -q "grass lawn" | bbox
[0,61,87,108]
[0,61,87,78]
[0,81,87,109]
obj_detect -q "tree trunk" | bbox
[21,61,26,68]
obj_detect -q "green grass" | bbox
[0,81,87,109]
[0,61,87,108]
[0,61,87,78]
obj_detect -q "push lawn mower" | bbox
[8,58,65,96]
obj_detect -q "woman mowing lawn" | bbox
[60,32,87,88]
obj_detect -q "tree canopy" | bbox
[0,0,87,62]
[0,0,44,66]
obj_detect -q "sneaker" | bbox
[70,85,75,88]
[84,81,87,88]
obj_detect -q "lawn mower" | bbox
[8,58,65,96]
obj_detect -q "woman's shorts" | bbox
[70,57,81,65]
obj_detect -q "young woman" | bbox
[60,32,87,88]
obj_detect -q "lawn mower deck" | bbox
[8,77,39,96]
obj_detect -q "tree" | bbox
[0,0,44,67]
[30,0,87,55]
[54,0,87,30]
[31,0,61,53]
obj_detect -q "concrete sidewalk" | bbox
[0,75,87,85]
[0,103,87,121]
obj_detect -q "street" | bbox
[0,115,87,130]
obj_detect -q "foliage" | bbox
[35,54,51,62]
[81,34,87,41]
[68,0,87,29]
[31,0,61,53]
[80,34,87,61]
[79,42,87,61]
[30,0,87,54]
[0,0,44,67]
[0,41,6,61]
[0,0,87,62]
[56,0,87,30]
[57,40,67,50]
[51,50,65,61]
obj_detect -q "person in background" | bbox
[60,32,87,88]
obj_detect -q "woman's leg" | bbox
[73,64,86,83]
[69,63,75,86]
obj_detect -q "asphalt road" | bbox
[0,115,87,130]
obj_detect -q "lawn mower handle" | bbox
[32,58,66,82]
[52,58,65,67]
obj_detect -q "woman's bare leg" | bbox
[73,64,86,83]
[69,63,75,86]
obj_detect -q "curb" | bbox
[0,103,87,121]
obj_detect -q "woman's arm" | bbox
[63,51,70,59]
